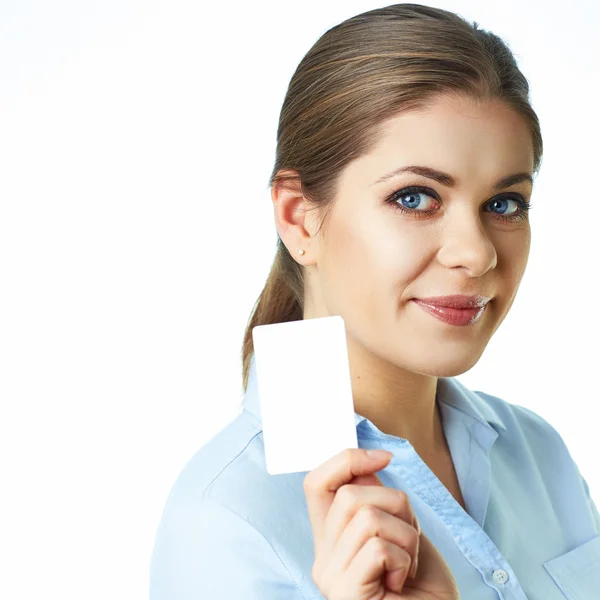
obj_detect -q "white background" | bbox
[1,1,598,598]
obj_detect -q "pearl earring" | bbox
[298,249,305,255]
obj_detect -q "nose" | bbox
[436,209,497,277]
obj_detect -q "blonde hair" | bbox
[241,3,543,392]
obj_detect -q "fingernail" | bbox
[366,449,393,460]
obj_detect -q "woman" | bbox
[150,4,600,599]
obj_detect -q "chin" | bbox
[398,345,486,378]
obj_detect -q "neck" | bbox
[348,343,447,458]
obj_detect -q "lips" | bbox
[413,295,491,309]
[411,295,491,326]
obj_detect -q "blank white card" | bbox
[252,315,358,475]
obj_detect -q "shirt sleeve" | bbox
[150,495,307,600]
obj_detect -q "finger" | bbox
[320,484,415,560]
[328,504,419,579]
[303,448,392,548]
[344,535,412,595]
[412,518,421,579]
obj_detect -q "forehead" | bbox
[352,95,534,186]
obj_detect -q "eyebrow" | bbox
[371,165,533,191]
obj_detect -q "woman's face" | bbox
[304,93,534,376]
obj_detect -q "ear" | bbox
[271,169,320,264]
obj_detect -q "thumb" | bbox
[350,450,392,487]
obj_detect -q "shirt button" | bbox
[492,569,509,584]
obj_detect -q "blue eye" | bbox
[486,197,522,217]
[396,189,436,211]
[385,185,532,222]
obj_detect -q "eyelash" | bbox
[385,185,533,223]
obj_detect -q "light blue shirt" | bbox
[150,355,600,599]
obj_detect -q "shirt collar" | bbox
[242,354,506,436]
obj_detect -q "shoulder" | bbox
[463,384,585,486]
[150,411,312,598]
[472,386,600,536]
[150,411,306,599]
[473,387,565,446]
[158,411,267,516]
[153,409,307,538]
[470,387,589,493]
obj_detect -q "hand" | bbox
[303,448,460,600]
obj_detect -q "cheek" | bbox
[325,212,436,300]
[320,219,375,296]
[491,230,531,321]
[373,222,438,292]
[497,229,531,281]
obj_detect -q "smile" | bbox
[411,299,487,326]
